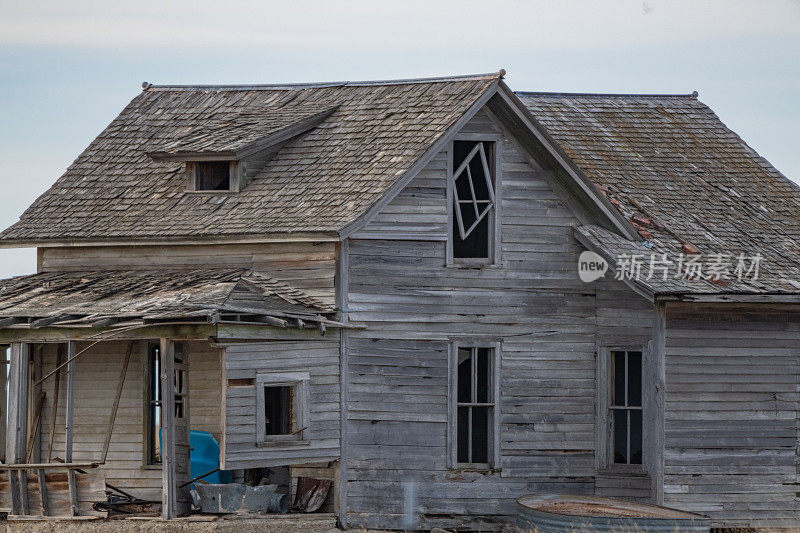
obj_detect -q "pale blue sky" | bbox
[0,0,798,278]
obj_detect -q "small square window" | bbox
[194,161,232,191]
[256,372,309,445]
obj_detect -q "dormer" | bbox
[187,160,242,193]
[146,106,338,193]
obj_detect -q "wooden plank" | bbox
[101,340,134,463]
[652,303,666,505]
[6,343,29,516]
[46,345,64,462]
[36,469,48,516]
[25,392,45,462]
[66,470,78,516]
[64,341,76,464]
[160,338,176,519]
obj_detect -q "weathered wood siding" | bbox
[663,306,800,527]
[222,334,340,470]
[38,241,336,305]
[38,340,221,501]
[342,109,653,528]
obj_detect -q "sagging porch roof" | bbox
[0,269,336,330]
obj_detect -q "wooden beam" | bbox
[0,317,24,328]
[25,392,45,463]
[160,338,177,519]
[37,469,48,516]
[0,346,7,463]
[46,345,64,462]
[0,324,218,344]
[30,315,82,329]
[64,341,76,464]
[6,343,29,515]
[651,303,666,505]
[101,341,134,463]
[67,470,78,516]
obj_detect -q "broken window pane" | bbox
[476,348,490,403]
[613,409,628,464]
[612,351,626,406]
[195,161,231,191]
[628,352,642,407]
[457,348,472,403]
[471,406,489,464]
[146,345,161,465]
[630,410,643,464]
[451,140,495,260]
[457,406,469,463]
[264,385,293,436]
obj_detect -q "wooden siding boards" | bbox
[343,109,626,529]
[37,340,221,501]
[38,241,336,305]
[221,335,340,470]
[663,306,800,528]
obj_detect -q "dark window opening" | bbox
[264,385,294,436]
[451,140,496,260]
[145,345,161,465]
[456,347,494,465]
[611,350,643,465]
[195,161,231,191]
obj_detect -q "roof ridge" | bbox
[143,70,506,92]
[516,90,699,99]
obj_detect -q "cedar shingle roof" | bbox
[519,92,800,294]
[0,73,501,242]
[0,269,334,327]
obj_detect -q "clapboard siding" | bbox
[38,241,336,305]
[222,336,340,470]
[37,340,221,501]
[663,307,800,527]
[343,109,633,529]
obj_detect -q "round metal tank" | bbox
[516,494,711,532]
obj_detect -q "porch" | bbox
[0,269,342,520]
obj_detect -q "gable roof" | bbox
[0,73,502,244]
[518,92,800,295]
[0,268,335,329]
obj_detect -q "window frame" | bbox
[143,342,162,467]
[255,371,310,447]
[446,134,502,267]
[187,160,243,193]
[597,346,646,472]
[447,339,501,470]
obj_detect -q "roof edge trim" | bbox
[0,232,340,249]
[143,70,506,92]
[516,90,699,99]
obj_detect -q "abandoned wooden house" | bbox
[0,69,798,529]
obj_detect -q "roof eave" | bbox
[0,232,341,249]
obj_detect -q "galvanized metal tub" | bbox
[516,494,710,532]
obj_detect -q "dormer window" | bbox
[187,161,241,193]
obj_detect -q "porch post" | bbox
[64,340,78,515]
[6,342,30,515]
[160,338,176,519]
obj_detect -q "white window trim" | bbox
[446,134,502,267]
[596,346,647,472]
[447,339,502,470]
[255,371,310,447]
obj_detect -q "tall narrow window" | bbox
[610,350,643,465]
[145,344,162,465]
[450,140,497,262]
[454,346,497,467]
